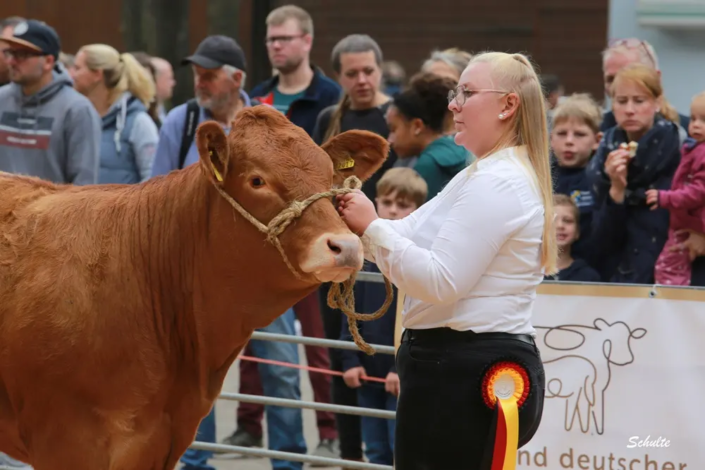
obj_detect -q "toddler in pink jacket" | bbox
[647,92,705,285]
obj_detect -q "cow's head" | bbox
[195,106,388,284]
[594,319,647,366]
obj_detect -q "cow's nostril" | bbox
[327,239,342,255]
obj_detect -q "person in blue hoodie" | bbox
[71,44,159,184]
[340,167,428,466]
[0,19,101,186]
[384,72,470,199]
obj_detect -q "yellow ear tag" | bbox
[208,151,223,182]
[335,157,355,170]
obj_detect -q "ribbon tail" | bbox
[500,397,519,470]
[481,400,507,470]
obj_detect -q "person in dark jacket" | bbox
[549,93,604,263]
[545,194,601,282]
[340,167,428,466]
[385,72,470,199]
[248,5,340,137]
[587,64,681,284]
[600,38,690,134]
[71,45,159,184]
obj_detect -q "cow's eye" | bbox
[250,176,266,188]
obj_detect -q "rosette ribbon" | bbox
[480,361,530,470]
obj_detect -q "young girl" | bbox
[546,194,601,282]
[647,91,705,285]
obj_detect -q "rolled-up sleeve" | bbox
[362,173,528,305]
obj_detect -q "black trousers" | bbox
[319,284,363,460]
[395,328,546,470]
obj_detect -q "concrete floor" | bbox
[203,343,342,470]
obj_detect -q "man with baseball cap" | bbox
[0,16,25,86]
[150,35,251,177]
[0,19,100,186]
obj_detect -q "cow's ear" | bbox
[196,121,229,185]
[322,130,389,186]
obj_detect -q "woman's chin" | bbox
[453,130,466,146]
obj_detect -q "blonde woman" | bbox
[337,52,554,469]
[71,44,158,184]
[587,64,681,284]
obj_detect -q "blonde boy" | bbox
[550,93,603,263]
[374,167,428,220]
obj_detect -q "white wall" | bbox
[608,0,705,114]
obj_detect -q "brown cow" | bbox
[0,105,388,469]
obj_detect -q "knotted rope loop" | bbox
[211,174,394,354]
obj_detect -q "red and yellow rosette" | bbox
[480,361,530,470]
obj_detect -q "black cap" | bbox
[182,35,247,71]
[0,19,61,59]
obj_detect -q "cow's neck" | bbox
[145,167,316,399]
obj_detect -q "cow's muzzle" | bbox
[300,233,363,283]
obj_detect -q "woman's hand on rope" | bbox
[336,190,378,236]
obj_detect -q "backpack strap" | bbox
[178,99,200,170]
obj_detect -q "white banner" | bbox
[517,284,705,470]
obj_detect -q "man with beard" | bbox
[0,18,100,186]
[150,35,251,176]
[0,17,25,87]
[151,35,310,470]
[250,5,340,136]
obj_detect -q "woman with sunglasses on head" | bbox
[336,52,553,469]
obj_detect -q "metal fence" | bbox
[188,271,705,468]
[189,271,396,469]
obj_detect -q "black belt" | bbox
[402,327,535,346]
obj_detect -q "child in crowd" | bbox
[545,194,601,282]
[339,167,428,466]
[647,91,705,285]
[549,93,603,262]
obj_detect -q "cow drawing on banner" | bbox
[534,319,646,435]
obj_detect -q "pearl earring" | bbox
[499,113,505,119]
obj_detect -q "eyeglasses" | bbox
[2,49,45,61]
[447,86,508,107]
[265,34,306,46]
[608,38,657,68]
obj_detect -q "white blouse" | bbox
[362,145,545,335]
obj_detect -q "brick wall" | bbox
[257,0,609,100]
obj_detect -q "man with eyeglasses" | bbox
[601,38,690,132]
[0,19,100,186]
[0,17,25,87]
[250,5,340,137]
[239,4,343,465]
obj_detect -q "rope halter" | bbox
[208,155,393,354]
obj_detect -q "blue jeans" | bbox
[180,407,216,470]
[358,384,397,465]
[180,308,305,470]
